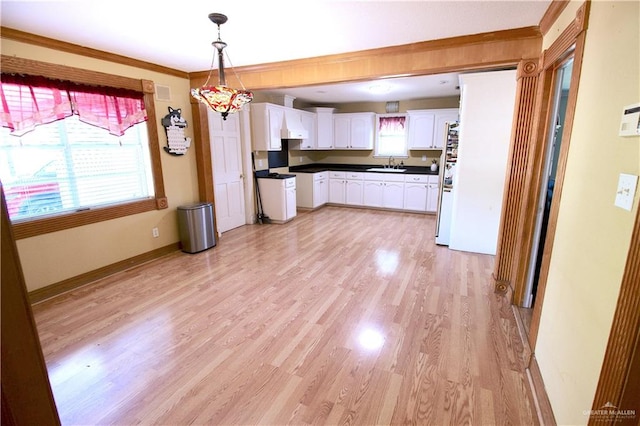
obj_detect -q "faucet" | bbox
[387,156,395,169]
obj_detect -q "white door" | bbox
[209,111,246,233]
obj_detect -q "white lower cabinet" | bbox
[329,171,346,204]
[257,177,297,223]
[363,179,383,207]
[314,173,329,206]
[404,183,428,211]
[329,171,439,213]
[363,173,404,209]
[403,174,439,212]
[426,178,439,212]
[345,172,364,205]
[384,181,405,209]
[293,172,328,209]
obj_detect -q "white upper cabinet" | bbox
[314,108,335,149]
[407,108,458,150]
[333,113,375,150]
[297,110,316,150]
[407,110,436,149]
[251,103,284,151]
[434,109,459,149]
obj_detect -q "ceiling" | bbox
[0,0,550,104]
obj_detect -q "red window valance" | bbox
[0,73,147,136]
[379,116,406,134]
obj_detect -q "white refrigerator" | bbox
[435,122,458,246]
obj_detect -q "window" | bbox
[375,114,408,157]
[0,55,167,239]
[1,116,154,221]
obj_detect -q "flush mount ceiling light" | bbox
[190,13,253,120]
[368,83,392,95]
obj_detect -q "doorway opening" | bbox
[519,57,574,331]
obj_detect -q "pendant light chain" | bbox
[223,50,248,91]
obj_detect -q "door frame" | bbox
[492,1,590,349]
[527,5,588,349]
[190,102,256,231]
[522,55,573,309]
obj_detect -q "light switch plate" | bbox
[614,173,638,211]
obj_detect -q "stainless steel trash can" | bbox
[177,202,216,253]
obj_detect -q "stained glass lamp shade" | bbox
[191,13,253,120]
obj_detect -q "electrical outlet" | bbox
[152,227,159,238]
[299,157,303,162]
[422,155,427,161]
[258,159,263,167]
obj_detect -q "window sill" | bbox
[12,197,168,240]
[373,155,409,159]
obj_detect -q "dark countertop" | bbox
[289,163,439,175]
[255,170,296,179]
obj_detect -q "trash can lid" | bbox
[177,202,213,210]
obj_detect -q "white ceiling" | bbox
[1,0,550,104]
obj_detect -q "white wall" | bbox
[535,2,640,424]
[449,70,517,255]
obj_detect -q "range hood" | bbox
[280,109,309,140]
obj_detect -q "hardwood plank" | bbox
[32,207,536,425]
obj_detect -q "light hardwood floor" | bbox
[33,206,536,425]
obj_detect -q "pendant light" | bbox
[191,13,253,120]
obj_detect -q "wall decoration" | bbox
[161,107,191,156]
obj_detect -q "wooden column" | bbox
[493,58,541,296]
[1,185,61,425]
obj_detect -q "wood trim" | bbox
[528,28,588,349]
[144,90,167,203]
[188,27,542,90]
[1,185,60,425]
[190,100,222,237]
[191,101,214,204]
[1,27,189,79]
[543,2,589,69]
[3,54,150,91]
[491,0,589,345]
[28,243,180,304]
[493,58,540,296]
[1,55,169,239]
[12,198,159,239]
[510,62,557,308]
[589,206,640,425]
[527,355,557,425]
[539,0,571,36]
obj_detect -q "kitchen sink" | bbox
[366,167,407,173]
